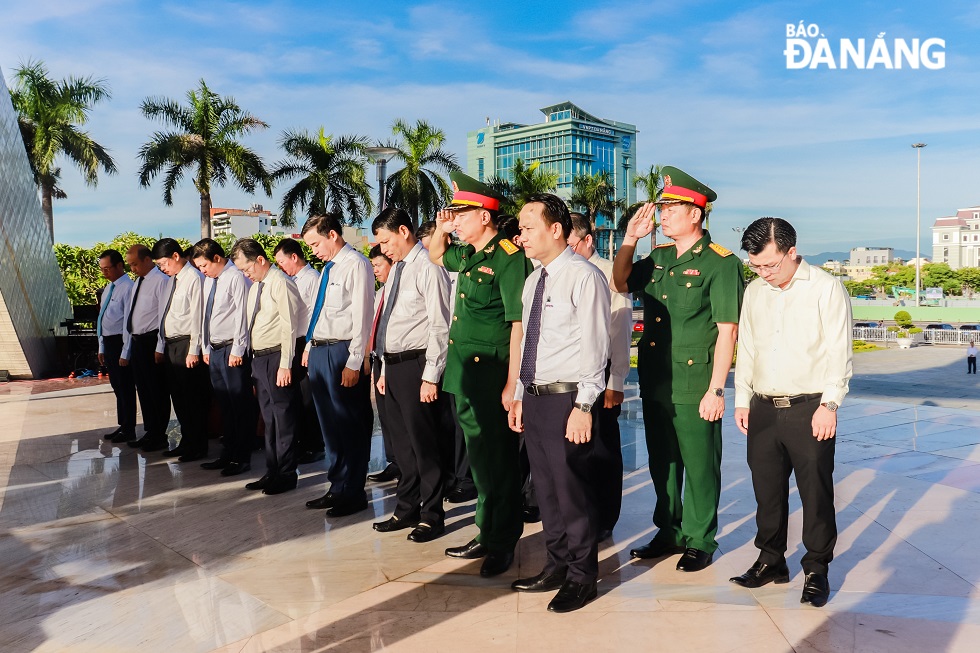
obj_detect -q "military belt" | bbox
[525,382,579,396]
[756,392,822,408]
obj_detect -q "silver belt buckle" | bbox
[773,396,792,408]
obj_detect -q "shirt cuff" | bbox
[734,388,753,409]
[231,345,247,358]
[346,354,364,371]
[820,387,846,406]
[606,374,626,393]
[422,363,441,385]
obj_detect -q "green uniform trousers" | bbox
[642,397,722,553]
[453,392,524,553]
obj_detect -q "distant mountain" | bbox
[802,249,918,265]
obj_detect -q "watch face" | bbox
[714,388,724,397]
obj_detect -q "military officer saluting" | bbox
[429,171,533,578]
[612,166,744,572]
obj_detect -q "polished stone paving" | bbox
[2,348,980,651]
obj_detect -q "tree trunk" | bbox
[41,183,54,242]
[200,192,212,239]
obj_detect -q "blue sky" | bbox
[2,0,978,256]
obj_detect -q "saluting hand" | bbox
[436,209,456,234]
[625,203,657,240]
[812,405,837,441]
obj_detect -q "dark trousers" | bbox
[251,349,303,478]
[165,337,212,454]
[747,394,837,575]
[129,331,170,437]
[308,342,373,499]
[295,376,324,454]
[519,434,537,510]
[593,400,623,532]
[523,392,599,584]
[208,346,258,464]
[969,356,976,374]
[372,357,399,471]
[384,355,446,525]
[103,334,136,434]
[442,393,474,491]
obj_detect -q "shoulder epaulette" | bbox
[499,238,519,255]
[709,243,733,257]
[654,243,676,249]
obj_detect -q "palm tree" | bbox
[9,60,117,240]
[270,128,373,227]
[569,170,624,228]
[384,119,460,227]
[137,79,271,239]
[619,164,664,239]
[486,158,558,216]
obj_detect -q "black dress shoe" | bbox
[262,473,298,495]
[373,515,420,533]
[730,561,790,588]
[134,435,167,451]
[305,492,336,509]
[366,463,400,483]
[676,547,713,572]
[597,529,613,542]
[444,486,478,503]
[111,430,137,444]
[201,458,230,470]
[800,572,830,607]
[629,539,685,559]
[547,579,598,613]
[161,445,186,458]
[221,462,251,477]
[407,521,445,543]
[511,568,567,592]
[296,450,326,464]
[245,475,271,491]
[445,539,488,559]
[326,496,368,517]
[104,427,125,441]
[522,505,541,523]
[178,449,208,463]
[480,550,514,577]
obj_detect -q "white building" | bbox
[845,247,895,281]
[932,206,980,269]
[211,204,287,238]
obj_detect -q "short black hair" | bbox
[151,238,184,260]
[524,193,572,239]
[131,245,152,261]
[372,207,413,236]
[569,212,592,239]
[272,237,305,260]
[229,238,267,263]
[495,214,520,241]
[415,220,437,240]
[301,212,343,239]
[369,244,392,263]
[99,249,123,266]
[191,238,225,262]
[740,217,797,255]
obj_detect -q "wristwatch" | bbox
[710,387,724,397]
[574,402,593,414]
[822,401,839,412]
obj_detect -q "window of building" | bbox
[477,158,484,182]
[943,247,949,261]
[943,234,949,240]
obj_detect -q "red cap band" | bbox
[452,191,500,212]
[660,186,708,208]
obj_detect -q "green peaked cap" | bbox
[448,171,504,211]
[657,166,717,208]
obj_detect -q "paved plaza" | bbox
[2,346,980,652]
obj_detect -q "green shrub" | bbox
[894,310,913,328]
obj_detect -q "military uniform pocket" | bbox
[672,346,710,395]
[674,274,705,309]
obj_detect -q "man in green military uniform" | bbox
[612,166,743,572]
[429,171,533,577]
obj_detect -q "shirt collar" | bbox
[403,241,424,265]
[333,243,354,264]
[763,256,811,292]
[543,246,574,277]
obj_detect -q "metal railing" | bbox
[853,327,977,345]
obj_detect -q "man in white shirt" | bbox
[151,238,211,462]
[730,217,852,609]
[301,213,375,518]
[371,207,452,543]
[367,245,401,484]
[192,239,257,477]
[121,245,172,451]
[231,238,306,495]
[96,249,136,443]
[273,238,325,464]
[568,213,632,540]
[508,194,610,613]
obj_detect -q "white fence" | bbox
[853,327,978,345]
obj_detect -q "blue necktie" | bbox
[306,261,334,341]
[97,282,115,339]
[519,269,548,387]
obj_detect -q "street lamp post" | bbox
[364,146,400,212]
[912,143,927,307]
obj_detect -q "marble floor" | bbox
[3,351,980,652]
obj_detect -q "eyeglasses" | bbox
[747,253,787,274]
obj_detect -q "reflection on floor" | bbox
[4,380,980,652]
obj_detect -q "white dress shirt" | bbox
[159,263,205,355]
[121,267,171,359]
[202,260,250,357]
[734,258,853,407]
[305,243,374,371]
[97,275,134,353]
[589,252,633,393]
[292,263,320,328]
[248,265,303,370]
[515,247,610,405]
[378,242,451,383]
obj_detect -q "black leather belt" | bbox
[756,392,822,408]
[383,349,426,364]
[309,338,344,347]
[253,345,281,357]
[210,340,233,350]
[525,382,578,396]
[165,335,190,344]
[132,329,158,340]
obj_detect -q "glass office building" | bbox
[466,102,638,230]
